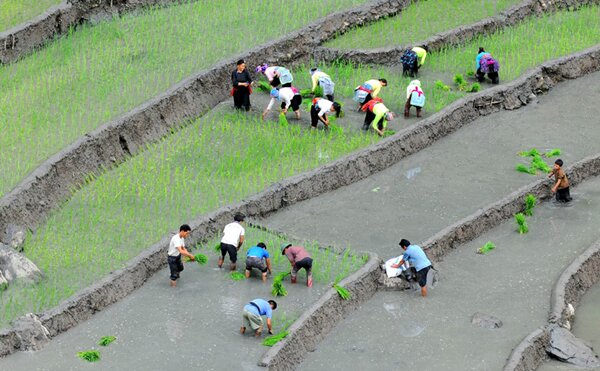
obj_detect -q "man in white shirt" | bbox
[218,213,245,271]
[262,87,302,120]
[168,224,195,288]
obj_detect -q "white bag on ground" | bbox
[385,256,410,278]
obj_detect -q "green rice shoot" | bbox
[477,241,496,254]
[519,148,541,157]
[214,243,222,254]
[329,124,344,135]
[230,272,245,281]
[333,283,351,300]
[516,163,535,175]
[300,88,313,97]
[194,253,208,265]
[77,350,100,362]
[524,194,537,216]
[278,113,289,128]
[313,85,324,98]
[98,336,116,346]
[272,272,290,297]
[262,330,289,346]
[515,213,529,234]
[467,83,480,92]
[434,80,450,91]
[383,129,396,137]
[531,155,552,173]
[258,80,272,92]
[545,148,561,157]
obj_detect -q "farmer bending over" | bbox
[241,299,277,337]
[310,97,341,129]
[400,45,428,77]
[353,78,387,109]
[167,224,195,288]
[245,242,272,282]
[475,47,500,84]
[262,87,302,120]
[218,213,245,271]
[255,64,293,87]
[391,239,432,297]
[309,67,335,101]
[281,243,313,287]
[405,80,425,118]
[361,98,394,136]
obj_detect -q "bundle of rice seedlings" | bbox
[314,85,324,98]
[272,272,289,297]
[329,124,343,135]
[383,130,396,137]
[333,283,351,300]
[77,350,100,362]
[214,243,221,254]
[519,148,540,157]
[531,155,551,173]
[467,83,480,92]
[98,336,116,346]
[466,71,475,77]
[258,80,272,92]
[194,253,208,265]
[299,88,312,97]
[434,80,450,91]
[453,74,468,91]
[262,331,289,346]
[230,272,245,281]
[477,241,496,254]
[516,163,535,175]
[524,194,537,216]
[544,148,561,157]
[515,213,529,234]
[278,112,289,128]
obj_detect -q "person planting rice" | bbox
[240,299,277,337]
[400,45,428,77]
[391,239,432,297]
[353,78,388,109]
[310,97,342,129]
[548,159,572,202]
[218,213,245,271]
[475,47,500,84]
[231,59,252,111]
[167,224,195,288]
[281,243,313,287]
[245,242,272,282]
[361,98,394,136]
[309,67,335,100]
[404,79,425,118]
[255,64,293,87]
[262,87,302,120]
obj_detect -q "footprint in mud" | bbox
[399,322,426,338]
[405,166,422,180]
[165,318,185,342]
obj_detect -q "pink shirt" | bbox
[285,246,311,264]
[264,66,279,81]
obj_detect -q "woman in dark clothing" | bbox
[232,59,252,111]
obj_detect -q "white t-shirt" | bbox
[316,99,333,117]
[221,222,245,246]
[168,234,185,257]
[267,87,294,110]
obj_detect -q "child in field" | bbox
[548,159,572,202]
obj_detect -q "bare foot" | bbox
[170,280,177,288]
[240,327,246,335]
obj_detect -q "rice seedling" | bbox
[477,241,496,254]
[300,88,313,97]
[531,155,552,173]
[516,163,536,175]
[0,0,62,32]
[185,253,208,265]
[383,130,396,137]
[313,85,324,98]
[258,80,273,93]
[262,330,289,346]
[434,80,450,91]
[329,124,344,135]
[467,83,480,92]
[230,272,245,281]
[514,213,529,234]
[333,283,351,300]
[272,272,290,297]
[519,148,541,157]
[524,194,537,216]
[213,243,222,254]
[545,148,561,157]
[453,73,468,91]
[77,350,100,362]
[278,113,289,128]
[98,336,116,346]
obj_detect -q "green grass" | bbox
[0,0,369,197]
[325,0,522,49]
[0,0,62,32]
[0,113,376,326]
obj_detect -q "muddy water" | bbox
[262,71,600,255]
[0,261,328,371]
[300,176,600,370]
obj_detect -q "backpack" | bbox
[400,49,417,67]
[353,84,372,103]
[479,56,500,74]
[409,87,425,107]
[361,97,383,112]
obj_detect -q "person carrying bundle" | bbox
[167,224,195,288]
[244,242,272,282]
[404,79,425,118]
[262,87,302,120]
[475,47,500,84]
[391,239,432,297]
[401,46,428,77]
[361,98,394,137]
[240,299,277,337]
[231,59,253,111]
[281,243,313,287]
[255,64,294,87]
[353,78,388,109]
[310,97,342,129]
[309,67,335,101]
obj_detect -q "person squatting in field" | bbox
[309,67,335,101]
[401,45,428,77]
[262,87,303,120]
[167,224,195,287]
[310,97,342,129]
[241,298,277,337]
[405,79,425,118]
[245,242,272,282]
[281,243,313,287]
[361,98,394,136]
[231,59,252,111]
[255,64,293,87]
[218,213,245,271]
[391,239,432,297]
[475,47,500,84]
[353,78,388,109]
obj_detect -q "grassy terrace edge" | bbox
[1,45,598,359]
[0,0,193,64]
[0,0,407,243]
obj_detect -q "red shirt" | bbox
[285,246,310,264]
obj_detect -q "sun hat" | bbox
[281,243,292,255]
[255,64,268,73]
[270,88,279,98]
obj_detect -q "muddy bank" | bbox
[313,0,600,65]
[0,0,193,64]
[0,0,408,244]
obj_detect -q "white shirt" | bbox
[168,234,185,257]
[267,87,294,110]
[316,99,333,117]
[221,222,245,246]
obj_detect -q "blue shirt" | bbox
[244,299,272,319]
[246,246,270,259]
[402,245,432,271]
[476,51,489,69]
